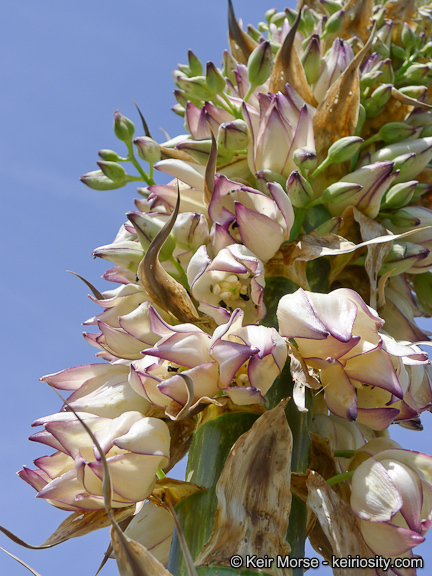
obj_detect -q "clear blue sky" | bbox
[1,2,430,575]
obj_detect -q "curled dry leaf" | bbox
[195,401,292,572]
[287,342,320,413]
[228,0,257,64]
[333,0,374,44]
[67,270,105,300]
[313,24,376,191]
[269,8,318,106]
[391,87,432,112]
[150,478,207,508]
[137,189,200,323]
[306,471,373,575]
[164,416,196,472]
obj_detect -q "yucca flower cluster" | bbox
[6,1,432,575]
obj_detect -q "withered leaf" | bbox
[67,270,105,300]
[306,471,373,575]
[391,87,432,111]
[331,0,374,44]
[313,24,376,191]
[269,7,318,106]
[196,402,292,570]
[228,0,257,64]
[137,189,200,323]
[150,478,206,508]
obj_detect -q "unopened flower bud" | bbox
[293,147,317,171]
[404,63,432,83]
[398,85,428,100]
[175,75,214,101]
[413,272,432,315]
[269,11,286,27]
[286,170,314,207]
[402,22,416,50]
[188,49,203,76]
[377,59,395,84]
[360,70,383,89]
[96,161,127,183]
[383,208,421,228]
[413,182,432,199]
[173,212,209,252]
[380,241,429,276]
[322,9,345,37]
[247,41,273,87]
[421,125,432,137]
[265,8,278,22]
[113,110,135,144]
[327,136,364,164]
[301,34,321,85]
[300,7,317,37]
[285,8,298,26]
[378,122,420,143]
[217,120,249,151]
[382,180,417,209]
[373,36,390,59]
[80,170,126,191]
[321,0,344,15]
[126,212,176,262]
[206,62,226,95]
[372,137,432,181]
[391,42,407,61]
[322,182,363,204]
[133,137,161,164]
[222,50,238,84]
[98,149,126,162]
[371,83,393,106]
[174,89,188,107]
[391,153,416,180]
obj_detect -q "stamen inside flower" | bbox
[211,274,251,309]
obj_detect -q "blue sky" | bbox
[1,2,431,575]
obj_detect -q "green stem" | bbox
[170,256,189,289]
[289,208,307,241]
[333,449,356,459]
[127,143,155,186]
[168,409,262,576]
[327,471,354,487]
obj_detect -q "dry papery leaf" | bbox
[332,0,374,45]
[269,7,318,106]
[196,401,292,574]
[287,343,320,413]
[306,471,373,575]
[228,0,257,64]
[137,189,200,323]
[164,415,196,472]
[150,478,207,508]
[312,24,376,193]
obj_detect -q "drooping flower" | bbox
[19,411,170,511]
[350,438,432,560]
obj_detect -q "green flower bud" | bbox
[301,34,321,85]
[96,161,127,183]
[269,11,286,27]
[391,42,406,61]
[382,180,417,209]
[98,149,127,162]
[315,216,341,235]
[378,59,395,84]
[391,153,416,179]
[188,49,203,77]
[404,63,432,83]
[373,36,390,59]
[402,23,416,50]
[80,170,126,191]
[217,120,249,151]
[293,147,318,171]
[413,182,432,199]
[177,139,234,165]
[327,136,364,164]
[421,125,432,138]
[370,83,393,107]
[303,203,333,233]
[360,70,383,89]
[321,0,344,16]
[174,89,188,107]
[414,272,432,315]
[421,41,432,58]
[284,8,298,26]
[286,170,314,208]
[247,41,273,87]
[133,137,161,164]
[378,122,420,143]
[222,50,238,84]
[206,62,226,95]
[127,212,176,262]
[246,24,261,43]
[113,110,135,144]
[322,182,363,204]
[265,8,277,23]
[172,104,185,118]
[383,207,421,228]
[355,104,366,136]
[398,85,428,100]
[322,9,345,37]
[300,7,317,37]
[175,74,214,101]
[380,241,429,276]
